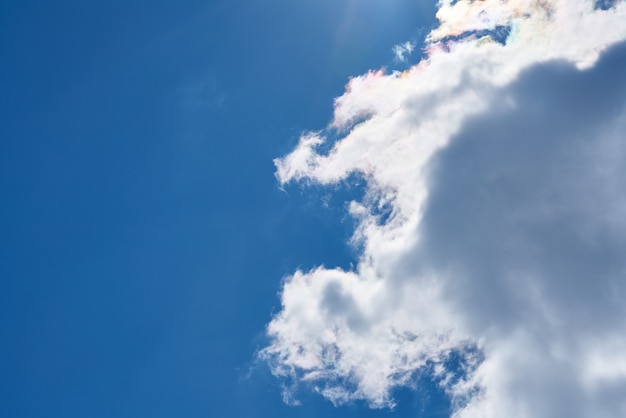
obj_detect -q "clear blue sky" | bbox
[0,1,446,417]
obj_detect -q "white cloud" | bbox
[261,1,626,417]
[392,41,415,62]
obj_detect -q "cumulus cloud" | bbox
[262,1,626,417]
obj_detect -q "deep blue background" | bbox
[0,1,445,416]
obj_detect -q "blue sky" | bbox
[3,1,626,418]
[0,1,445,417]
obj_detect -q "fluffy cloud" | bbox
[262,1,626,417]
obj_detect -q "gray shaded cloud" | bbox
[418,41,626,335]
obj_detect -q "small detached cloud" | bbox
[261,1,626,417]
[392,41,415,62]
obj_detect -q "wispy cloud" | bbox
[262,1,626,416]
[392,41,415,62]
[179,71,226,110]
